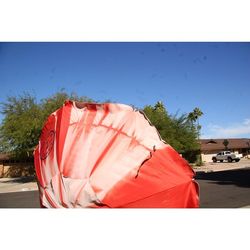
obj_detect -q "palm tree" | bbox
[188,107,204,165]
[188,107,203,138]
[223,139,229,150]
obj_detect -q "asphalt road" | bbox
[196,167,250,208]
[0,168,250,208]
[0,190,40,208]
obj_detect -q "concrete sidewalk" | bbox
[0,176,38,193]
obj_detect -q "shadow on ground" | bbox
[196,167,250,188]
[0,176,37,184]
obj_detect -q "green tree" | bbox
[40,90,93,121]
[0,90,94,160]
[223,139,229,150]
[143,102,174,144]
[143,102,201,161]
[187,107,204,139]
[0,93,42,159]
[187,107,204,164]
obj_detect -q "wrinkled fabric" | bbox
[34,100,199,208]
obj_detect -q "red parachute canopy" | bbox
[34,100,199,208]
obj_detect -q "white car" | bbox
[212,151,241,163]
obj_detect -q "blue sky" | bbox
[0,42,249,139]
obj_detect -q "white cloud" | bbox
[201,118,250,138]
[243,119,250,125]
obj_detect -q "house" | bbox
[199,138,250,162]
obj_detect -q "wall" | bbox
[0,162,35,178]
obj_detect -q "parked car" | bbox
[212,151,241,163]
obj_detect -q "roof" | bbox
[199,138,250,152]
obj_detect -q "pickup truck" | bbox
[212,151,241,163]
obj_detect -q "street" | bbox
[196,167,250,208]
[0,167,250,208]
[0,190,40,208]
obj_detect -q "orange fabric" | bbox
[34,100,199,208]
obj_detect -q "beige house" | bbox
[199,138,250,162]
